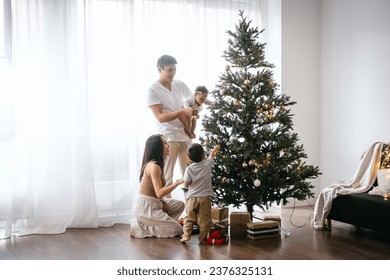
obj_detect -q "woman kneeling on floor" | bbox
[130,134,185,238]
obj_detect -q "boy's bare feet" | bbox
[180,235,191,242]
[184,128,196,139]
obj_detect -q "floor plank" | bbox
[1,206,389,260]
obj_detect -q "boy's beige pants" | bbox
[182,197,212,243]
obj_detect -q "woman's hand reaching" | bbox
[175,178,184,185]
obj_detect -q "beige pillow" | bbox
[369,169,390,197]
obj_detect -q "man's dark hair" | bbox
[187,143,205,163]
[157,55,177,68]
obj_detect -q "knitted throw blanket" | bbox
[312,142,384,230]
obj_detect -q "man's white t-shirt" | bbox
[147,79,192,142]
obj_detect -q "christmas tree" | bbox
[200,10,321,215]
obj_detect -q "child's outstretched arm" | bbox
[209,144,221,158]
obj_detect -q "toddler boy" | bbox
[179,86,213,139]
[180,143,220,244]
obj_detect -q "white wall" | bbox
[260,0,282,85]
[280,0,390,202]
[281,0,322,205]
[236,0,390,209]
[321,0,390,187]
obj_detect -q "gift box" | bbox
[247,231,279,240]
[230,211,251,225]
[230,212,251,236]
[247,220,279,230]
[263,215,282,227]
[230,225,248,236]
[211,207,229,226]
[247,220,280,240]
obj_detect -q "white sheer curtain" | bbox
[0,0,263,239]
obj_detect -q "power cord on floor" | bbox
[253,211,292,238]
[288,198,314,229]
[251,199,315,237]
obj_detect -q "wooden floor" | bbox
[1,206,389,260]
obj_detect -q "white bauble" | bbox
[254,179,261,187]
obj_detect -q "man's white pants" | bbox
[164,141,191,198]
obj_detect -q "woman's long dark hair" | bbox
[139,134,165,182]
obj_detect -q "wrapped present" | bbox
[211,207,229,226]
[247,220,280,240]
[247,231,279,240]
[206,223,229,245]
[230,212,251,236]
[230,225,248,236]
[230,212,251,225]
[263,215,282,227]
[247,220,279,230]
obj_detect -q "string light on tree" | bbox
[199,10,320,216]
[380,145,390,169]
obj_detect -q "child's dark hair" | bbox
[157,55,177,68]
[187,143,205,163]
[195,85,208,94]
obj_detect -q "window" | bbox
[0,0,11,65]
[0,0,6,58]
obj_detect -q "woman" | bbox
[130,134,185,238]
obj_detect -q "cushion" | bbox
[369,169,390,198]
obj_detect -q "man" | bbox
[147,55,193,196]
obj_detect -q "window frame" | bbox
[0,0,12,65]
